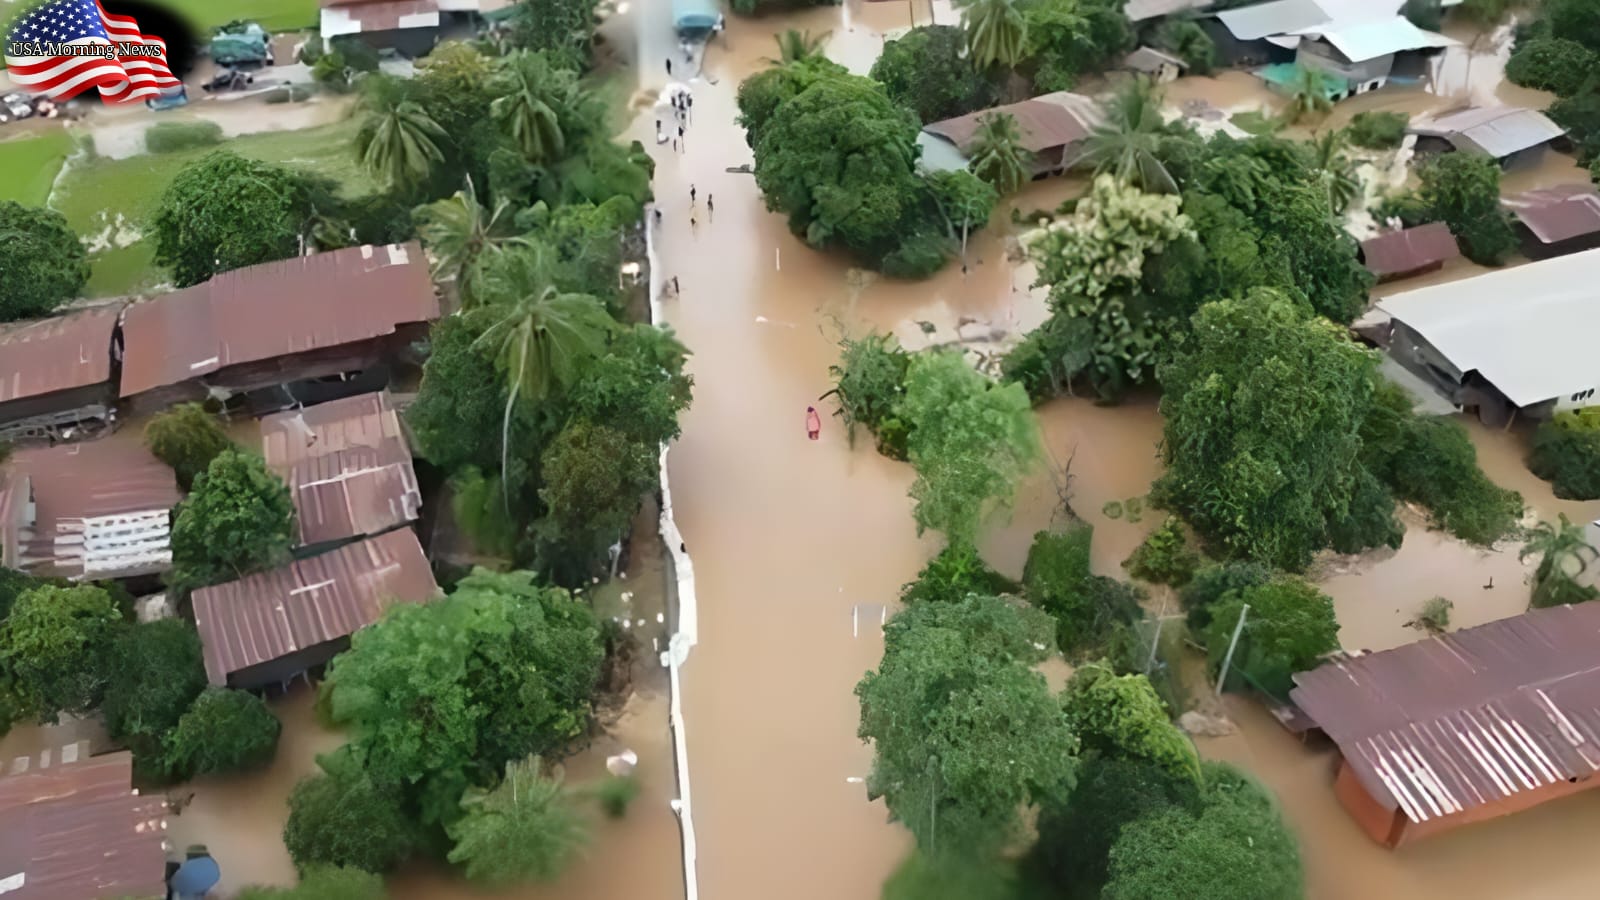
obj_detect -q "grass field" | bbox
[51,117,375,296]
[162,0,320,33]
[0,130,73,206]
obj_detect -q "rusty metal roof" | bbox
[1291,602,1600,826]
[260,391,421,547]
[0,744,166,900]
[1503,182,1600,245]
[119,243,438,398]
[193,527,439,685]
[1359,222,1460,277]
[923,91,1103,156]
[3,434,180,580]
[0,304,123,405]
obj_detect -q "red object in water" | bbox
[806,408,821,440]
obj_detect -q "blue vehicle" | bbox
[673,0,721,38]
[145,85,188,111]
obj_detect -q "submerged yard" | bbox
[0,130,73,206]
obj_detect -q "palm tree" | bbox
[471,247,614,497]
[1284,66,1334,125]
[1308,129,1361,215]
[957,0,1027,71]
[766,28,831,66]
[1522,514,1600,581]
[354,78,448,191]
[414,177,524,308]
[493,51,576,164]
[1073,77,1176,193]
[967,112,1031,195]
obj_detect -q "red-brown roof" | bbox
[1291,603,1600,827]
[0,744,166,900]
[1359,222,1461,277]
[0,304,122,405]
[118,243,438,398]
[193,527,439,685]
[923,92,1103,156]
[1503,183,1600,245]
[260,391,421,547]
[2,434,180,579]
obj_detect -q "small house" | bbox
[922,92,1103,179]
[1292,603,1600,847]
[193,527,439,690]
[320,0,444,56]
[1503,183,1600,260]
[1358,222,1460,282]
[118,243,439,417]
[1287,16,1455,98]
[1408,106,1567,169]
[1123,47,1189,83]
[0,304,123,443]
[1206,0,1329,67]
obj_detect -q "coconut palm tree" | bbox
[1284,66,1334,125]
[1308,128,1361,214]
[957,0,1027,71]
[493,51,576,165]
[1522,514,1600,581]
[967,112,1032,195]
[766,28,831,66]
[1073,76,1176,193]
[414,177,524,308]
[354,78,448,191]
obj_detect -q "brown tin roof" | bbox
[1503,183,1600,245]
[259,391,421,547]
[923,91,1103,156]
[2,433,180,580]
[1291,603,1600,826]
[1359,222,1461,277]
[193,527,439,685]
[0,304,123,405]
[119,243,438,398]
[0,744,167,900]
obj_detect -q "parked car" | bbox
[145,85,189,111]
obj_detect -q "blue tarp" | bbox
[673,0,720,34]
[169,856,221,897]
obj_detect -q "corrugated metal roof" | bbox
[1294,15,1455,61]
[119,243,438,398]
[260,391,421,547]
[193,527,439,685]
[1124,46,1189,72]
[1409,106,1566,159]
[1503,183,1600,245]
[1215,0,1329,40]
[0,745,166,900]
[3,434,180,580]
[1360,222,1460,277]
[1376,247,1600,407]
[1292,603,1600,825]
[0,304,123,405]
[923,92,1102,156]
[1124,0,1211,23]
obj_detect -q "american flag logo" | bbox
[4,0,181,103]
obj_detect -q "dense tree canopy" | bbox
[169,450,296,594]
[870,26,998,123]
[1023,526,1141,655]
[0,202,89,321]
[1061,664,1200,783]
[144,403,234,491]
[0,584,119,722]
[1203,577,1340,696]
[446,755,588,885]
[1404,152,1518,266]
[100,619,209,778]
[284,759,419,874]
[166,688,282,779]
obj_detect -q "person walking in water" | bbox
[690,184,697,205]
[706,194,714,221]
[806,406,822,441]
[666,58,673,76]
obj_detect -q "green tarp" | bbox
[211,23,268,65]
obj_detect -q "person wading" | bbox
[806,406,822,441]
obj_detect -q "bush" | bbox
[901,541,1019,604]
[1152,20,1215,75]
[870,25,998,124]
[264,85,315,104]
[284,764,417,874]
[237,866,385,900]
[1001,311,1092,402]
[166,688,282,778]
[1417,152,1519,266]
[1179,562,1272,632]
[1530,417,1600,500]
[594,774,640,818]
[823,332,910,448]
[1413,596,1452,633]
[145,403,233,490]
[1024,527,1141,655]
[1203,577,1338,697]
[144,121,224,154]
[1505,38,1599,97]
[0,202,90,322]
[1123,517,1200,586]
[880,229,951,279]
[1347,111,1408,149]
[100,619,209,780]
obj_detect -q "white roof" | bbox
[1410,106,1566,158]
[916,132,969,173]
[1125,0,1211,22]
[1294,16,1456,61]
[1215,0,1329,40]
[1376,248,1600,407]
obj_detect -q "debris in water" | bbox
[656,612,665,623]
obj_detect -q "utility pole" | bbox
[1214,604,1250,698]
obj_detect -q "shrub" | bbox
[880,229,951,279]
[1413,596,1452,633]
[100,619,209,780]
[284,764,417,874]
[1505,38,1599,97]
[1152,20,1215,74]
[1203,577,1338,697]
[1179,562,1272,632]
[594,774,640,818]
[901,541,1019,604]
[1378,412,1521,544]
[144,121,224,154]
[1000,311,1093,402]
[1347,111,1408,149]
[236,867,385,900]
[1123,517,1200,586]
[166,688,282,778]
[1024,527,1141,655]
[1416,152,1518,266]
[823,332,910,448]
[144,403,233,490]
[1529,417,1600,500]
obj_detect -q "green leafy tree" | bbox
[1153,19,1215,74]
[354,76,448,191]
[1203,577,1339,695]
[1347,110,1409,149]
[1023,526,1140,654]
[1076,78,1177,193]
[236,866,385,900]
[1530,415,1600,500]
[736,56,849,150]
[1550,86,1600,163]
[100,619,209,778]
[0,584,119,721]
[1521,514,1600,608]
[870,26,998,123]
[1022,0,1132,90]
[533,420,657,582]
[856,594,1075,856]
[1155,289,1390,570]
[1308,128,1360,215]
[492,51,576,164]
[506,0,599,65]
[1103,764,1304,900]
[1505,38,1598,97]
[958,0,1028,70]
[1545,0,1600,50]
[561,323,694,449]
[768,28,830,65]
[414,178,524,308]
[408,312,521,475]
[823,331,911,452]
[901,541,1019,604]
[169,450,296,593]
[1415,152,1519,265]
[144,403,233,491]
[898,351,1041,544]
[0,202,89,321]
[1179,561,1271,632]
[1123,516,1200,586]
[166,688,282,779]
[967,112,1032,196]
[927,169,999,271]
[447,755,588,885]
[283,761,418,874]
[1061,664,1201,783]
[883,850,1017,900]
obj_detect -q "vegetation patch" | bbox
[1346,110,1408,149]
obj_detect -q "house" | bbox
[1358,222,1460,282]
[319,0,507,54]
[259,391,422,552]
[1285,16,1455,98]
[0,742,167,900]
[1123,46,1189,83]
[1503,183,1600,260]
[118,243,438,417]
[1374,247,1600,425]
[922,92,1103,178]
[0,304,123,443]
[0,435,181,582]
[1291,603,1600,848]
[1206,0,1329,66]
[1408,105,1567,169]
[193,527,439,689]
